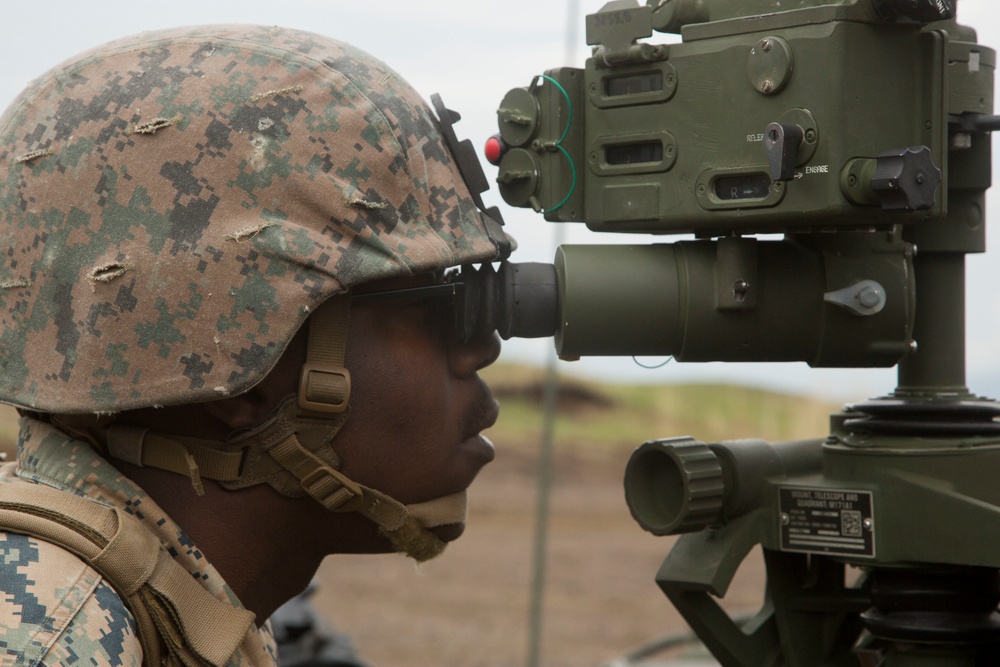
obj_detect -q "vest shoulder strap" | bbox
[0,480,255,667]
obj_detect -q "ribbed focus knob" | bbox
[624,437,725,536]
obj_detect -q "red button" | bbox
[484,135,505,165]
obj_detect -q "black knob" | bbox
[871,146,941,211]
[872,0,955,23]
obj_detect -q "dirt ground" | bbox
[313,433,767,667]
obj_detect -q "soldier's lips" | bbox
[460,393,499,464]
[461,433,496,464]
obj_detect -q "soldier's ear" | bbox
[203,327,308,429]
[203,389,271,430]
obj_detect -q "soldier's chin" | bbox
[406,491,468,542]
[430,522,466,542]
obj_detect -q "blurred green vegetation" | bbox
[481,363,840,454]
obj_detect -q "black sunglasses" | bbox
[350,263,557,343]
[350,271,482,342]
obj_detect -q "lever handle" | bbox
[764,122,804,182]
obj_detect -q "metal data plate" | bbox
[779,487,875,558]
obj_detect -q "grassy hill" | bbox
[481,363,841,455]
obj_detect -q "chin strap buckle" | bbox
[298,363,351,414]
[299,462,363,511]
[298,294,353,414]
[268,433,364,511]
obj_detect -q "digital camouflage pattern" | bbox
[0,416,279,665]
[0,25,504,414]
[0,532,142,667]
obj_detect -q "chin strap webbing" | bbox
[266,432,448,562]
[280,294,447,561]
[299,295,351,414]
[0,480,256,666]
[103,426,245,495]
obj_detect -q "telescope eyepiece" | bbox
[456,262,559,342]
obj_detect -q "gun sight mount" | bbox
[480,0,1000,663]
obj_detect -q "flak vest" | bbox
[0,479,259,667]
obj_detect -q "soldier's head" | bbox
[0,25,511,560]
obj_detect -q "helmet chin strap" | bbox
[89,294,464,562]
[272,293,466,560]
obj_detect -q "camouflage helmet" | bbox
[0,25,507,414]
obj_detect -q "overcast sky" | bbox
[1,0,998,400]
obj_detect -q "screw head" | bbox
[857,285,883,309]
[733,280,750,302]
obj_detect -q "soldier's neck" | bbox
[117,460,323,623]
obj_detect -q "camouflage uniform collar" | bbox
[18,416,153,510]
[16,416,235,599]
[14,416,280,663]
